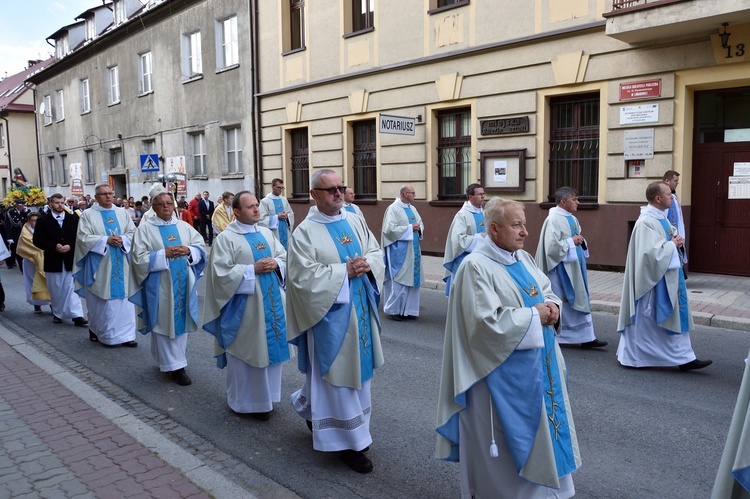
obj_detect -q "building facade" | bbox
[0,59,52,195]
[28,0,256,203]
[256,0,750,276]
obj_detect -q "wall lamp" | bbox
[719,23,731,49]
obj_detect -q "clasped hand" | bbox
[534,302,560,326]
[166,245,190,258]
[254,257,278,274]
[347,255,370,278]
[107,235,123,247]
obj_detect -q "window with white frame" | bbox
[85,150,95,183]
[217,16,238,69]
[0,123,5,148]
[60,154,69,184]
[140,52,153,94]
[47,156,56,185]
[190,132,206,176]
[290,0,305,51]
[224,127,242,174]
[108,66,120,104]
[55,90,64,121]
[80,78,90,114]
[182,31,202,77]
[43,95,52,125]
[55,36,69,58]
[114,0,126,25]
[110,148,123,169]
[85,17,96,40]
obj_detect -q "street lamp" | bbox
[719,23,731,49]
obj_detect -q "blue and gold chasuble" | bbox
[272,198,290,249]
[292,219,380,385]
[655,218,690,333]
[442,211,485,296]
[203,231,289,369]
[436,259,577,482]
[131,224,206,336]
[554,216,590,308]
[385,207,421,286]
[74,210,126,298]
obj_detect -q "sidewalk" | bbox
[421,255,750,332]
[0,324,292,499]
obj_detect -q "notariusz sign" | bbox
[379,114,416,136]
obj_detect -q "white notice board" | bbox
[728,176,750,199]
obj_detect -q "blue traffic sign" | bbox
[140,154,159,172]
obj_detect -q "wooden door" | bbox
[690,143,750,276]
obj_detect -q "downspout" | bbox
[32,88,44,187]
[250,0,262,196]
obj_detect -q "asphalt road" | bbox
[0,266,747,498]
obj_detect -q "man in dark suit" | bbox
[5,198,29,270]
[198,190,215,246]
[33,193,88,327]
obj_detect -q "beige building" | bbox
[0,59,52,195]
[27,0,255,202]
[256,0,750,276]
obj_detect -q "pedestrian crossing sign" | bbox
[140,154,159,172]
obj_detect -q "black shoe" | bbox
[73,317,88,327]
[388,314,403,322]
[404,315,418,320]
[339,450,373,474]
[34,305,42,314]
[581,339,608,349]
[249,411,271,421]
[171,368,192,386]
[121,340,138,348]
[679,359,713,371]
[306,420,313,432]
[89,330,99,342]
[53,316,62,324]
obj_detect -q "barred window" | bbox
[437,108,472,200]
[352,120,376,199]
[290,128,309,198]
[548,93,599,202]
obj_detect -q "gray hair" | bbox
[554,187,578,205]
[310,169,337,189]
[484,197,524,226]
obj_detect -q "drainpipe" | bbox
[1,115,11,195]
[250,0,262,196]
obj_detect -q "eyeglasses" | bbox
[404,191,416,195]
[152,202,172,207]
[314,186,347,195]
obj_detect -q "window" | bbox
[182,31,202,77]
[352,120,376,199]
[0,123,5,148]
[437,0,468,8]
[55,90,64,121]
[290,0,305,51]
[108,66,120,104]
[140,52,153,94]
[548,93,599,202]
[437,108,472,200]
[85,17,96,40]
[352,0,374,32]
[47,156,56,185]
[43,95,52,125]
[60,155,69,184]
[290,128,309,198]
[85,150,95,183]
[217,16,238,69]
[225,127,242,173]
[80,79,90,114]
[110,148,123,169]
[55,36,69,58]
[114,0,126,25]
[190,132,206,176]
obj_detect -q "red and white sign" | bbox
[619,79,661,101]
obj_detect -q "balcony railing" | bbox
[605,0,685,17]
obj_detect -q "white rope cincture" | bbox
[489,392,498,458]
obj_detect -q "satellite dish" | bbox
[38,101,46,115]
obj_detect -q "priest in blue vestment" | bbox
[436,197,581,498]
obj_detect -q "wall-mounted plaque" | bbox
[480,116,529,136]
[480,149,526,192]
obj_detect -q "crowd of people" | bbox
[0,169,746,497]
